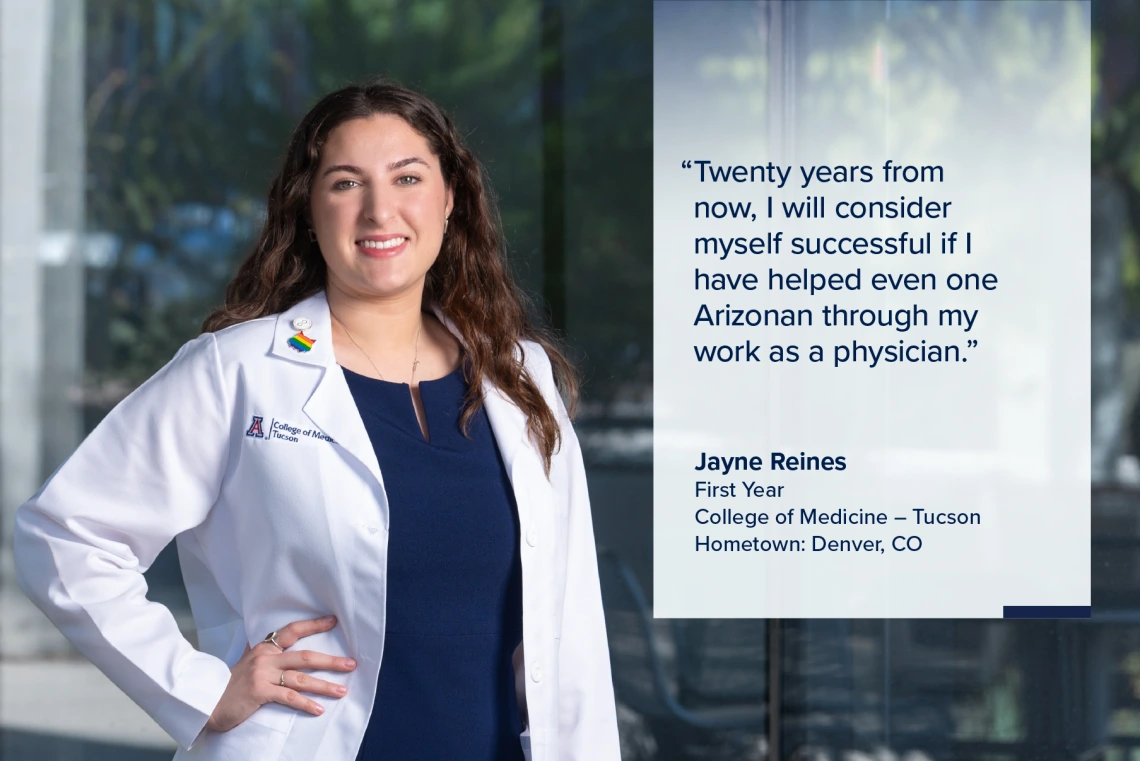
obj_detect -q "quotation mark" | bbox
[681,160,693,169]
[967,340,978,348]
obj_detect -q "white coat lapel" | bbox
[270,292,389,525]
[430,307,557,519]
[430,306,529,478]
[479,381,529,480]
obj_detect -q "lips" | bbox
[355,236,408,258]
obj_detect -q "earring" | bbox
[444,216,450,231]
[308,229,317,242]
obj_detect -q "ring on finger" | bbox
[263,630,282,650]
[280,670,287,687]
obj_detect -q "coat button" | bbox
[530,662,543,682]
[526,527,538,547]
[292,317,313,330]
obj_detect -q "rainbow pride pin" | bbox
[287,331,315,353]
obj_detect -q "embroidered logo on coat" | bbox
[245,416,266,438]
[245,414,335,445]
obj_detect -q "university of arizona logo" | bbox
[245,415,266,438]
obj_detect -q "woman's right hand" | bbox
[205,615,357,733]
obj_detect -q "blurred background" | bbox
[0,0,1131,759]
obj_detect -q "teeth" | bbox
[359,237,406,250]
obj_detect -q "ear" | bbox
[444,186,455,221]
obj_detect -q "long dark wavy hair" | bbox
[202,78,578,475]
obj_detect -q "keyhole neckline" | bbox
[338,362,464,389]
[340,363,467,445]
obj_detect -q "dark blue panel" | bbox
[1003,606,1092,619]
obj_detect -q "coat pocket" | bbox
[173,718,290,761]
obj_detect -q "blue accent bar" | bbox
[1003,606,1091,619]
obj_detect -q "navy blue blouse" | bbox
[343,362,526,761]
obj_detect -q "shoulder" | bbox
[151,316,278,395]
[518,339,555,391]
[205,316,278,364]
[516,339,577,429]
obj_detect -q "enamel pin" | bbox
[287,331,315,352]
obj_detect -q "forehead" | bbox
[319,114,437,169]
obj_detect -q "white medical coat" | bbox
[12,290,621,761]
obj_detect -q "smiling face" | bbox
[309,114,454,302]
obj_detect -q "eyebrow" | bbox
[320,157,430,178]
[387,157,429,171]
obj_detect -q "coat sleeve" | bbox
[543,357,622,760]
[12,332,233,751]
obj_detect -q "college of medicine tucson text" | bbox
[692,507,982,528]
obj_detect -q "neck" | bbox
[325,281,426,351]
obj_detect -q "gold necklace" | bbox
[331,311,421,384]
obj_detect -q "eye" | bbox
[332,179,359,190]
[396,174,421,186]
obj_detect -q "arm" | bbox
[13,333,233,751]
[551,383,622,760]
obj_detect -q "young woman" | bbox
[13,78,620,761]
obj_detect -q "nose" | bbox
[362,185,396,226]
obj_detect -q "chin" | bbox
[328,258,431,300]
[353,274,425,299]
